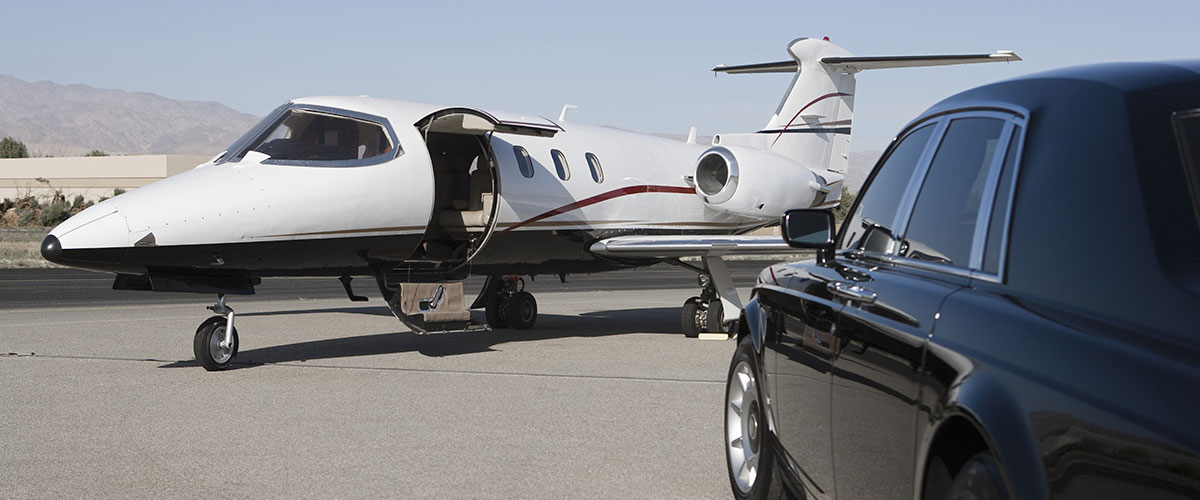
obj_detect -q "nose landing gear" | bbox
[194,294,239,371]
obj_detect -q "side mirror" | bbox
[781,209,835,263]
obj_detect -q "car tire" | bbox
[725,338,786,500]
[946,451,1008,500]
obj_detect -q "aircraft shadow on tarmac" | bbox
[158,306,682,369]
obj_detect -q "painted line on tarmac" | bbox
[3,352,725,385]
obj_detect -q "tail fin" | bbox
[713,37,1020,175]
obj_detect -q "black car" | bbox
[724,61,1200,500]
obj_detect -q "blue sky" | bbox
[2,0,1196,151]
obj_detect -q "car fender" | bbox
[739,297,764,354]
[928,369,1050,500]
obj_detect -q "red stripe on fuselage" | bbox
[499,185,695,234]
[771,92,852,147]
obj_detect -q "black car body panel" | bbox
[735,61,1200,500]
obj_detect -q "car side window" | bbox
[983,128,1022,274]
[841,124,937,253]
[900,117,1006,268]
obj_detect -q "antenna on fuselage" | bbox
[558,104,578,122]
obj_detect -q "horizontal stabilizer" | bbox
[712,61,799,74]
[713,51,1020,74]
[821,51,1021,71]
[590,235,793,258]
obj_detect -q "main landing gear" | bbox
[682,273,724,338]
[194,294,239,371]
[680,256,742,338]
[477,275,538,330]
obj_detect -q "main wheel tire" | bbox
[506,291,537,329]
[485,294,510,329]
[946,451,1008,500]
[681,297,702,338]
[706,300,725,333]
[725,338,785,500]
[194,316,239,371]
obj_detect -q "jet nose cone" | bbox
[41,234,64,264]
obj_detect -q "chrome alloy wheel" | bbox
[726,359,763,493]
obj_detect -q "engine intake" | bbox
[693,145,841,219]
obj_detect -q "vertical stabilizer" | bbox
[713,38,857,176]
[766,38,856,175]
[712,38,1020,177]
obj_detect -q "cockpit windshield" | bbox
[221,104,400,167]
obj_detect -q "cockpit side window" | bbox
[230,105,400,167]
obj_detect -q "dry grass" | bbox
[0,227,58,268]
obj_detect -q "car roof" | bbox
[919,60,1200,119]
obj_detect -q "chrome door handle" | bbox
[826,281,877,304]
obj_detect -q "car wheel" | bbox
[946,451,1008,500]
[725,338,785,500]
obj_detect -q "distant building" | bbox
[0,155,210,201]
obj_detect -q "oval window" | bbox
[586,152,604,183]
[513,146,534,178]
[551,149,570,181]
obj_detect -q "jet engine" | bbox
[692,145,841,218]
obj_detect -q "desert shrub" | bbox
[39,198,72,226]
[833,186,857,224]
[0,137,29,158]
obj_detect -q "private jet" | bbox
[40,37,1020,370]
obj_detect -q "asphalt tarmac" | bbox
[0,261,784,499]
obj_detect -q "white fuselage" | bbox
[44,96,769,276]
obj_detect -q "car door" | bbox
[762,122,940,499]
[828,113,1021,500]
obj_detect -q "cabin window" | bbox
[234,107,398,167]
[551,149,570,181]
[514,146,534,178]
[586,152,604,183]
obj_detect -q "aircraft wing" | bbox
[590,234,797,323]
[589,235,794,258]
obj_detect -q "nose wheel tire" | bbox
[725,339,784,499]
[505,291,537,329]
[194,316,239,371]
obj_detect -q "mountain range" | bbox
[0,75,260,156]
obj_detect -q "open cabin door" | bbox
[411,108,560,268]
